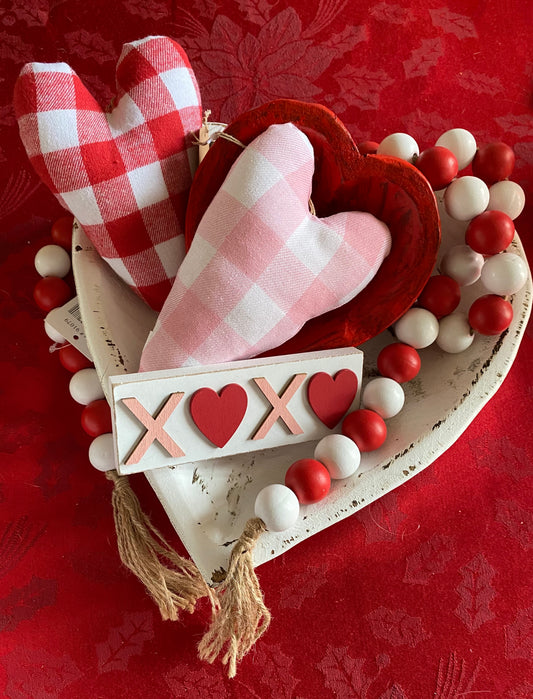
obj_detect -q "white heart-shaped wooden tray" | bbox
[72,192,531,583]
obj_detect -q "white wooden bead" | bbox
[314,434,361,480]
[394,308,439,348]
[362,377,405,419]
[89,433,116,471]
[436,313,475,354]
[34,244,71,278]
[444,176,489,221]
[44,319,65,343]
[435,128,477,170]
[69,367,104,405]
[436,198,470,243]
[254,484,300,532]
[481,252,529,295]
[487,180,525,220]
[377,133,419,163]
[440,244,484,286]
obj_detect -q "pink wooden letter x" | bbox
[122,392,185,465]
[252,374,307,440]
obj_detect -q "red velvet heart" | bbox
[190,384,248,448]
[185,99,441,352]
[307,370,359,429]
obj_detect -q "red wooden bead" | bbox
[468,295,513,335]
[465,210,515,255]
[51,215,75,250]
[358,140,379,155]
[59,344,93,373]
[417,274,461,318]
[285,458,331,504]
[416,146,458,190]
[342,409,387,452]
[33,276,72,312]
[81,399,112,437]
[377,343,421,383]
[472,142,515,185]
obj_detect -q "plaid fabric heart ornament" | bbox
[14,36,202,311]
[140,123,391,372]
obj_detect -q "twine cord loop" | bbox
[195,115,316,215]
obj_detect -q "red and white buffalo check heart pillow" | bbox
[140,123,391,372]
[14,36,202,311]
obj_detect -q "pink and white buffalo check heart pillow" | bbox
[140,123,391,372]
[14,36,202,311]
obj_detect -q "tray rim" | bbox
[72,219,532,582]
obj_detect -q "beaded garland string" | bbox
[253,128,528,532]
[33,127,528,533]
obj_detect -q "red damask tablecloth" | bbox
[1,1,532,697]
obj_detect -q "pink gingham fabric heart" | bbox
[140,123,391,372]
[14,36,202,311]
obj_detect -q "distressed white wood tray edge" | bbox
[72,219,532,583]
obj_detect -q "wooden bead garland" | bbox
[254,128,528,532]
[32,126,530,680]
[35,131,529,541]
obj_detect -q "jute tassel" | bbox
[198,517,271,678]
[105,470,216,620]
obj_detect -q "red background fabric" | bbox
[1,1,532,697]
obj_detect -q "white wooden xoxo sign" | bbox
[110,348,363,475]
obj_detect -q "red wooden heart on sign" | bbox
[307,370,359,429]
[186,99,440,352]
[190,384,248,448]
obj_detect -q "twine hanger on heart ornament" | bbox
[195,111,318,215]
